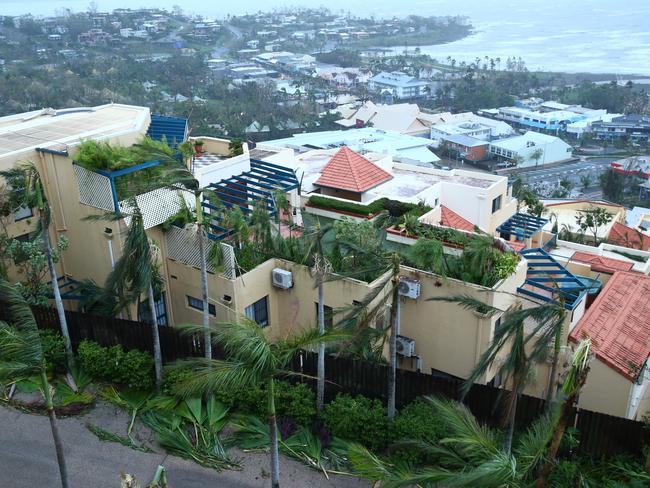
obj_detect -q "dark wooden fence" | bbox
[9,307,649,458]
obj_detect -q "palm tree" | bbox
[429,295,566,452]
[0,163,75,371]
[349,340,593,488]
[0,279,70,488]
[172,320,347,488]
[88,203,165,390]
[535,339,592,487]
[272,189,291,236]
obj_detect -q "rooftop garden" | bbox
[74,137,194,201]
[307,195,432,220]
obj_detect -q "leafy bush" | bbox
[322,394,389,450]
[307,196,430,219]
[390,398,449,464]
[77,340,154,391]
[38,329,66,373]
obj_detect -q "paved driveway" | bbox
[0,404,369,488]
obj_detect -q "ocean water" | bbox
[1,0,649,74]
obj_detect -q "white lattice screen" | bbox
[73,164,115,212]
[165,225,215,273]
[120,187,194,230]
[221,243,236,279]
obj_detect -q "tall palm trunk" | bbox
[545,328,562,408]
[268,378,281,488]
[316,279,325,414]
[147,284,163,391]
[387,274,400,419]
[41,209,75,371]
[536,365,590,487]
[41,367,70,488]
[503,392,518,454]
[197,219,211,360]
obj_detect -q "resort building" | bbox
[2,104,650,422]
[368,71,429,100]
[430,113,514,144]
[489,131,574,167]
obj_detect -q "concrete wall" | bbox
[578,359,632,417]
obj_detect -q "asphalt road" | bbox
[0,404,368,488]
[517,158,613,185]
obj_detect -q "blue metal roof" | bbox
[147,115,188,148]
[52,276,85,301]
[518,248,587,310]
[497,212,548,240]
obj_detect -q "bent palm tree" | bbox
[0,280,70,488]
[172,320,347,488]
[349,340,593,488]
[87,203,165,389]
[0,163,75,371]
[430,294,568,450]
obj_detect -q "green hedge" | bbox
[308,196,430,218]
[77,340,154,391]
[39,329,67,374]
[322,393,390,450]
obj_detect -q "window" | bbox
[187,295,216,316]
[491,195,502,213]
[314,302,334,329]
[138,292,168,326]
[245,296,269,327]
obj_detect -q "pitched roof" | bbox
[314,146,392,193]
[439,205,475,232]
[608,222,650,251]
[569,271,650,381]
[570,251,635,274]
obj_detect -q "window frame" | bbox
[186,295,216,316]
[245,296,269,328]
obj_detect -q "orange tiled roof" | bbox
[569,271,650,381]
[439,205,475,232]
[608,222,650,251]
[571,251,634,274]
[314,146,392,193]
[507,240,527,252]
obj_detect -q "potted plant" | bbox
[193,139,205,156]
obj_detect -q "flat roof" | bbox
[0,104,150,159]
[443,133,488,147]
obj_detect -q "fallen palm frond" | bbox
[87,423,152,453]
[140,396,240,471]
[231,414,354,478]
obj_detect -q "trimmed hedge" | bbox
[308,196,430,218]
[322,393,389,450]
[77,340,154,391]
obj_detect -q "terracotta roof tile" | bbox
[608,222,650,251]
[571,251,635,274]
[569,271,650,381]
[314,146,392,193]
[439,205,475,232]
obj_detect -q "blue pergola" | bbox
[94,159,162,211]
[497,212,548,240]
[518,248,587,310]
[52,276,85,301]
[202,159,300,241]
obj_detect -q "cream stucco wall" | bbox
[577,359,632,417]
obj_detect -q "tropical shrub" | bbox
[390,398,449,464]
[77,340,154,390]
[39,329,66,373]
[230,381,316,426]
[322,394,389,450]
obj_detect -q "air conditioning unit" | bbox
[396,335,416,357]
[272,268,293,289]
[398,277,420,299]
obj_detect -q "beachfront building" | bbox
[368,71,429,100]
[488,131,573,167]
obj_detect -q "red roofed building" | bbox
[570,251,634,274]
[608,222,650,251]
[569,271,650,418]
[439,205,475,232]
[313,146,392,201]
